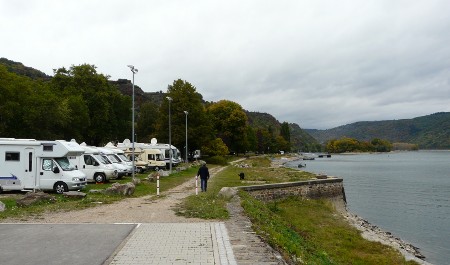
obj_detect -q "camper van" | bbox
[103,143,134,175]
[0,139,87,194]
[117,138,181,169]
[123,147,149,173]
[96,147,129,178]
[68,143,117,183]
[139,148,166,171]
[147,138,181,168]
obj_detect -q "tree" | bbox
[136,102,160,142]
[207,100,248,154]
[156,79,213,157]
[51,64,131,145]
[280,122,291,152]
[202,138,229,156]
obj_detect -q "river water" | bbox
[285,151,450,265]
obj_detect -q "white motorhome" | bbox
[138,148,166,171]
[96,147,129,178]
[147,138,181,168]
[0,138,87,194]
[117,138,181,169]
[122,147,149,173]
[68,143,117,183]
[104,143,133,175]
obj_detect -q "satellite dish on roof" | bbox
[150,138,157,145]
[123,139,131,144]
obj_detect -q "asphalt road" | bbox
[0,223,136,265]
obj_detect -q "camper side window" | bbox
[42,159,53,171]
[5,152,20,161]
[84,155,93,165]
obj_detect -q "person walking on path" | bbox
[197,162,210,192]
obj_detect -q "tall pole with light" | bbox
[166,96,173,173]
[127,65,138,181]
[184,111,188,163]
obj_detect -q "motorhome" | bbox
[117,138,181,169]
[138,148,166,171]
[96,147,129,178]
[104,143,133,175]
[68,143,117,183]
[122,147,149,173]
[0,138,87,194]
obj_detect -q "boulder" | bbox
[218,187,237,200]
[105,182,135,196]
[63,191,86,199]
[159,170,170,177]
[16,192,56,207]
[0,201,5,212]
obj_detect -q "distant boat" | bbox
[303,157,315,160]
[298,163,306,168]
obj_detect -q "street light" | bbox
[127,65,138,180]
[184,111,188,163]
[166,96,173,173]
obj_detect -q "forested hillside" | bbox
[307,112,450,149]
[0,58,318,155]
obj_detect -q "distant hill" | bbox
[246,111,320,151]
[0,57,51,80]
[306,112,450,149]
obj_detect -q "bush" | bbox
[205,156,228,165]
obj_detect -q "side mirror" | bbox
[53,167,60,174]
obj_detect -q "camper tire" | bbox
[54,182,68,194]
[154,166,159,171]
[94,173,106,183]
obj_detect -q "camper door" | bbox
[23,147,36,189]
[39,158,61,189]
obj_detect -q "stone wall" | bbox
[239,177,346,206]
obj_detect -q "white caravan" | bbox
[147,138,181,168]
[96,147,129,178]
[138,148,166,171]
[117,138,181,169]
[104,143,134,175]
[122,147,149,173]
[68,143,117,183]
[0,138,87,194]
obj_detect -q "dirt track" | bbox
[1,166,225,224]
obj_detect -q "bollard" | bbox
[195,175,198,195]
[157,175,160,196]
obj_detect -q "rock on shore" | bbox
[342,211,432,265]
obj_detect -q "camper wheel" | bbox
[54,182,68,194]
[154,166,159,171]
[94,173,106,183]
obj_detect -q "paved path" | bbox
[108,222,236,265]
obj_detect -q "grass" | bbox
[174,156,313,219]
[0,166,200,221]
[176,155,419,265]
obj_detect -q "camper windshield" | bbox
[94,154,110,164]
[55,157,76,171]
[117,154,130,162]
[107,154,120,163]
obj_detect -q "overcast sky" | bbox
[1,0,449,129]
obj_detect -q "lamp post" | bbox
[166,96,173,173]
[184,111,188,163]
[127,65,138,181]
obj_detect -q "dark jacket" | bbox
[197,165,210,180]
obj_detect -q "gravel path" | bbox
[2,166,225,224]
